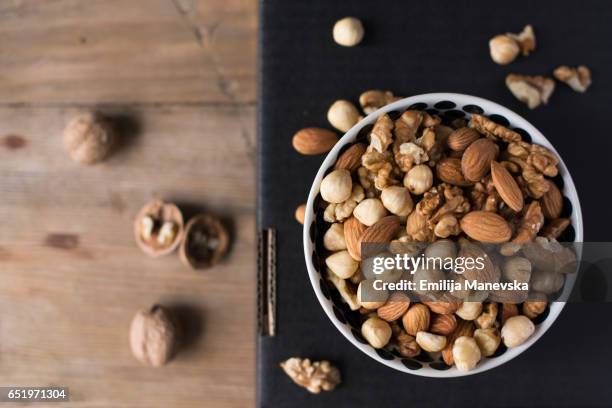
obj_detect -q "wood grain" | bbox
[0,0,258,407]
[0,0,257,105]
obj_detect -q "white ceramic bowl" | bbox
[303,93,583,377]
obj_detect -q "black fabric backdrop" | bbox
[257,1,612,407]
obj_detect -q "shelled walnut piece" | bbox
[554,65,592,93]
[134,200,184,257]
[179,214,229,270]
[506,74,555,109]
[280,358,341,393]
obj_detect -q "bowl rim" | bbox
[303,92,584,378]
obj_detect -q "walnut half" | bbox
[506,74,555,109]
[280,358,341,393]
[554,65,592,93]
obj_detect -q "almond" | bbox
[541,179,563,219]
[491,161,524,212]
[447,128,480,151]
[461,138,499,182]
[377,292,410,322]
[344,216,367,261]
[460,211,511,243]
[292,128,338,155]
[423,298,460,315]
[430,314,457,336]
[402,304,431,336]
[358,216,401,259]
[436,157,472,186]
[334,143,367,171]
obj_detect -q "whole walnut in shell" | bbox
[129,305,177,367]
[63,111,114,164]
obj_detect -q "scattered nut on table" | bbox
[134,199,184,257]
[506,74,556,109]
[129,305,177,367]
[553,65,592,93]
[295,203,306,224]
[333,17,364,47]
[489,25,535,65]
[280,357,341,393]
[179,214,229,270]
[63,111,114,164]
[327,100,362,133]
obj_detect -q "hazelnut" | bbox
[354,198,387,226]
[357,279,389,309]
[134,200,184,257]
[402,304,431,336]
[416,331,447,352]
[323,223,347,251]
[179,214,229,270]
[489,35,520,65]
[129,305,177,367]
[452,336,481,371]
[473,328,501,357]
[502,256,532,284]
[332,17,364,47]
[501,315,535,348]
[320,169,353,203]
[327,100,362,133]
[381,186,414,216]
[455,301,483,321]
[404,164,433,195]
[325,250,358,279]
[361,317,392,348]
[63,111,114,164]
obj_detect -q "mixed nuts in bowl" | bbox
[303,93,583,377]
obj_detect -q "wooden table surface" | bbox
[0,1,257,407]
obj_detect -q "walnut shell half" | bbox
[180,214,229,270]
[134,200,184,257]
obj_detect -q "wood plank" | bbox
[0,105,256,408]
[0,0,257,104]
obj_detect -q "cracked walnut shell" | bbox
[280,357,341,393]
[134,200,184,257]
[180,214,230,270]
